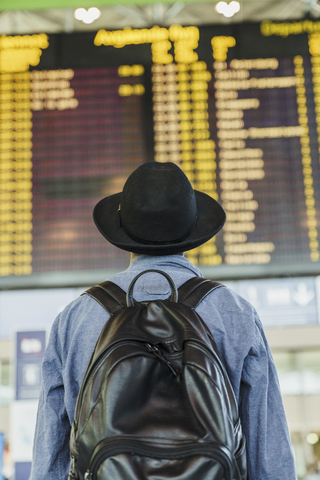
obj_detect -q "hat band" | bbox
[120,213,197,246]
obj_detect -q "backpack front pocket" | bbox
[84,436,234,480]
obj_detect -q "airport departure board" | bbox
[1,20,320,286]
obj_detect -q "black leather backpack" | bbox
[68,270,247,480]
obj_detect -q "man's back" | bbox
[30,254,296,480]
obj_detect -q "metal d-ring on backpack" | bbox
[68,269,247,480]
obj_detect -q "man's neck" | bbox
[130,253,140,264]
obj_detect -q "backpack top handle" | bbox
[126,269,178,307]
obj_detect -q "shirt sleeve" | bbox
[240,313,297,480]
[29,314,71,480]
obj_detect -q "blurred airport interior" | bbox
[2,0,320,478]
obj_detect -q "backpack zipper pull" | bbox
[145,343,177,376]
[69,456,76,478]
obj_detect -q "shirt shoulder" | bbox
[195,284,262,358]
[51,292,112,364]
[205,283,258,318]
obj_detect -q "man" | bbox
[30,161,297,480]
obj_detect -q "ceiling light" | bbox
[215,1,240,18]
[74,7,101,24]
[307,433,319,445]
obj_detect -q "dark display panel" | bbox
[31,67,148,274]
[1,20,320,286]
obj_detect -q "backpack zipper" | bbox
[84,436,233,480]
[144,343,178,376]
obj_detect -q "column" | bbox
[0,72,33,276]
[294,55,319,262]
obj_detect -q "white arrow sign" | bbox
[291,282,315,306]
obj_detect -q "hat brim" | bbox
[93,190,226,255]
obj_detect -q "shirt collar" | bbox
[127,254,203,277]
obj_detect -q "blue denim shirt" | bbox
[30,255,297,480]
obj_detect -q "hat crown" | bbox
[121,162,197,244]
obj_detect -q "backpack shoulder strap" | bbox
[82,281,126,315]
[178,276,224,309]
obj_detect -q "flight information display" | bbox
[1,20,320,286]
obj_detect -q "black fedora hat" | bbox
[93,162,226,255]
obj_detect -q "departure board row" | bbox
[1,20,320,286]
